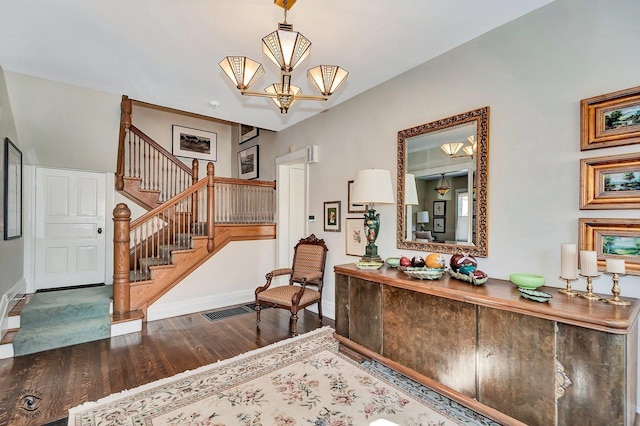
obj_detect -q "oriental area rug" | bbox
[68,327,497,425]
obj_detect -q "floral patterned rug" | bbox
[68,327,495,425]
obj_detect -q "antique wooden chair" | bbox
[255,234,328,336]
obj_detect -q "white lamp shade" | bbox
[351,169,394,204]
[262,29,311,72]
[307,65,349,96]
[404,174,419,205]
[416,211,429,223]
[219,56,265,90]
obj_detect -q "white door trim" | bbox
[275,149,308,271]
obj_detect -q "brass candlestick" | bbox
[558,276,579,296]
[578,274,601,301]
[602,272,630,306]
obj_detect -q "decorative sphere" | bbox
[425,253,445,269]
[450,253,478,272]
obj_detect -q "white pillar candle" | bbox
[580,250,598,277]
[560,243,578,279]
[606,258,626,274]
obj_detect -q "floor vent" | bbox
[203,303,269,322]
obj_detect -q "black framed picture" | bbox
[433,200,446,216]
[239,124,259,144]
[172,125,217,161]
[238,145,259,179]
[4,137,22,240]
[433,217,445,233]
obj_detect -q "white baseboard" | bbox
[146,289,255,322]
[1,278,27,339]
[146,290,336,323]
[111,319,142,337]
[0,343,14,359]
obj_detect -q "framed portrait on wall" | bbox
[324,201,341,232]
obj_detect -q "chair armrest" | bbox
[256,268,293,295]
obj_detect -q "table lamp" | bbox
[351,169,395,262]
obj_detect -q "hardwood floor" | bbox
[0,306,334,425]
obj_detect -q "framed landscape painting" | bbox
[581,85,640,150]
[172,125,217,161]
[580,152,640,209]
[579,218,640,275]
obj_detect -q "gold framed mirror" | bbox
[397,107,489,257]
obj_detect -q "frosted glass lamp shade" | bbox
[351,169,394,205]
[404,174,419,205]
[219,56,264,90]
[265,83,302,113]
[416,211,429,224]
[307,65,349,96]
[262,29,311,72]
[441,142,464,156]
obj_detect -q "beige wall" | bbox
[0,65,22,305]
[131,105,233,178]
[274,0,640,307]
[5,72,120,171]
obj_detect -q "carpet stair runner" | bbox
[12,286,112,356]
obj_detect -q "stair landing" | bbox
[0,291,143,359]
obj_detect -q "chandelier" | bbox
[440,135,477,158]
[219,0,349,114]
[434,173,452,196]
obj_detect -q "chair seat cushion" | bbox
[257,285,320,307]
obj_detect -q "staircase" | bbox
[112,96,276,320]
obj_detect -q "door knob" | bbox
[98,227,103,234]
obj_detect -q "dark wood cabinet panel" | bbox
[557,322,637,426]
[335,273,349,337]
[383,286,477,397]
[348,277,382,353]
[477,307,556,425]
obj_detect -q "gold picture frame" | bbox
[581,85,640,151]
[580,152,640,209]
[579,218,640,276]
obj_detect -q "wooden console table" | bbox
[334,263,639,426]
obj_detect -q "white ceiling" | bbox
[0,0,553,132]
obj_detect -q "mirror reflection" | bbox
[397,107,489,257]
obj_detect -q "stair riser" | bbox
[13,319,111,356]
[20,302,110,327]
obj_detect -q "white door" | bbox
[288,165,306,258]
[35,168,107,290]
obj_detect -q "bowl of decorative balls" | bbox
[447,252,488,285]
[398,255,445,280]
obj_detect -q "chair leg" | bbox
[290,312,298,337]
[255,302,261,326]
[317,301,323,326]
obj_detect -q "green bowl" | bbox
[385,257,401,267]
[510,273,545,289]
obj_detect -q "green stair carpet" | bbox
[13,286,112,356]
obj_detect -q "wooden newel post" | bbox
[207,162,215,253]
[115,95,132,191]
[113,203,131,315]
[192,159,199,228]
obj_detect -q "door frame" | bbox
[24,166,114,293]
[275,149,309,271]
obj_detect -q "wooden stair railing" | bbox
[113,163,277,316]
[116,95,196,209]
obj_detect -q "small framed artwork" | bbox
[433,200,446,216]
[345,218,366,256]
[172,125,217,161]
[324,201,341,232]
[239,124,259,144]
[433,217,445,233]
[580,152,640,209]
[4,138,22,240]
[347,180,368,213]
[579,218,640,275]
[581,85,640,151]
[238,145,259,180]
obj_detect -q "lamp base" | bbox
[360,254,383,263]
